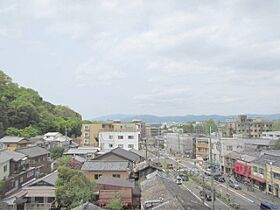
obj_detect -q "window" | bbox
[3,165,7,172]
[20,176,24,183]
[128,144,134,149]
[273,172,280,180]
[118,144,123,148]
[109,144,113,148]
[253,166,258,173]
[109,135,113,139]
[47,197,55,203]
[84,132,89,137]
[259,168,264,175]
[118,136,124,139]
[226,146,233,151]
[113,174,120,178]
[268,184,272,192]
[94,174,102,180]
[35,197,44,203]
[27,170,34,178]
[128,135,134,139]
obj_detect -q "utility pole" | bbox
[209,126,215,210]
[144,138,148,160]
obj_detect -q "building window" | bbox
[109,135,113,139]
[84,132,89,137]
[226,146,233,151]
[35,197,44,203]
[27,170,35,178]
[118,136,124,139]
[118,144,123,148]
[128,144,134,149]
[273,172,280,180]
[253,166,258,173]
[47,197,55,203]
[259,168,264,175]
[3,165,7,172]
[113,174,120,178]
[128,135,134,139]
[94,174,102,180]
[109,144,113,148]
[268,184,272,192]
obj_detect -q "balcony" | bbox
[196,151,208,156]
[196,144,209,148]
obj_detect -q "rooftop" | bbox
[81,160,129,172]
[96,176,134,188]
[0,136,26,143]
[94,147,141,162]
[16,146,49,158]
[64,148,98,155]
[71,202,104,210]
[0,150,26,163]
[30,171,58,187]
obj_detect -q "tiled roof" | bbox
[0,150,26,163]
[71,202,104,210]
[253,154,280,167]
[16,146,49,158]
[244,138,277,146]
[96,176,134,188]
[141,175,210,210]
[30,171,58,187]
[64,148,97,155]
[95,147,140,162]
[129,149,145,158]
[0,136,26,143]
[74,155,86,163]
[81,160,129,171]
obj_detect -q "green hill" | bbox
[0,70,82,138]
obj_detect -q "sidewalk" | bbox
[240,183,280,207]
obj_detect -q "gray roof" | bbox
[0,136,26,143]
[141,175,210,210]
[0,150,26,163]
[129,149,145,158]
[244,138,276,146]
[96,176,134,188]
[16,146,49,158]
[30,171,58,186]
[253,154,280,167]
[64,148,97,155]
[81,160,129,172]
[71,202,104,210]
[74,155,86,163]
[95,147,140,162]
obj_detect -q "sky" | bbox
[1,0,280,119]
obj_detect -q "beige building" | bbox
[226,115,272,138]
[81,121,145,146]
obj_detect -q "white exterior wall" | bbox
[99,131,140,151]
[0,160,10,180]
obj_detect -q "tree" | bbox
[273,139,280,150]
[107,196,124,210]
[203,119,218,133]
[272,120,280,131]
[55,166,95,209]
[50,147,65,160]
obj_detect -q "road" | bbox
[148,149,262,210]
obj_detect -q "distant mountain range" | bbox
[93,114,280,123]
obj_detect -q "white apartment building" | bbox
[261,131,280,140]
[99,131,140,151]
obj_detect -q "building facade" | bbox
[226,115,272,138]
[99,131,140,151]
[166,133,194,157]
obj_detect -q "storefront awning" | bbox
[249,175,266,183]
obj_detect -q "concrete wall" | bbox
[0,160,10,180]
[83,171,129,181]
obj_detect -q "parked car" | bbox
[228,179,242,190]
[214,175,225,183]
[200,190,212,201]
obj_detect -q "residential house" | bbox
[140,172,210,210]
[28,136,45,147]
[145,124,161,138]
[96,176,137,208]
[16,146,50,174]
[244,138,277,151]
[93,147,144,166]
[43,132,71,149]
[71,202,104,210]
[0,136,29,151]
[81,160,130,181]
[132,161,161,180]
[64,147,99,159]
[2,171,58,210]
[0,150,37,195]
[99,131,140,151]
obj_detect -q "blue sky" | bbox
[1,0,280,119]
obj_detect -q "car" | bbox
[176,177,182,185]
[178,174,189,181]
[214,175,225,183]
[228,179,242,190]
[200,190,212,201]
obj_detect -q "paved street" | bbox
[148,148,280,210]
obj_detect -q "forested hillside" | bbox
[0,71,82,138]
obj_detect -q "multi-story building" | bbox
[99,131,140,151]
[81,121,145,147]
[0,136,29,151]
[165,133,195,157]
[225,115,272,138]
[145,124,161,138]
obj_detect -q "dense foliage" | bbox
[0,71,82,138]
[107,196,124,210]
[55,165,95,209]
[50,147,65,160]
